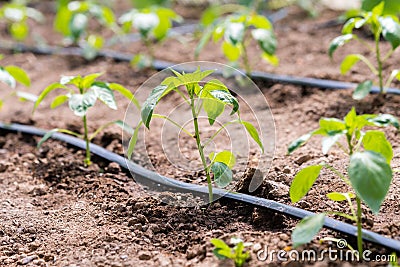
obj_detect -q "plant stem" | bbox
[242,41,251,76]
[356,196,363,257]
[190,98,213,203]
[83,115,91,166]
[145,38,155,63]
[375,37,384,93]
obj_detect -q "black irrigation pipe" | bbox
[1,122,399,253]
[2,41,400,96]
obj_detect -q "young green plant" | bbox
[211,237,251,267]
[54,1,118,59]
[0,54,35,107]
[34,73,138,166]
[288,107,399,255]
[329,2,400,100]
[127,68,264,203]
[195,5,278,75]
[0,0,44,41]
[119,6,181,68]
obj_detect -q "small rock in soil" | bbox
[295,155,312,165]
[106,162,121,174]
[19,255,37,265]
[138,251,152,260]
[0,161,9,172]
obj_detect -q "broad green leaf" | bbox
[327,192,355,201]
[342,18,367,34]
[322,132,344,154]
[319,118,346,134]
[127,121,143,160]
[203,97,225,125]
[372,1,385,16]
[290,165,323,203]
[68,90,97,117]
[251,28,277,55]
[50,95,68,109]
[200,6,218,26]
[91,83,117,110]
[222,41,241,62]
[368,114,399,129]
[288,133,312,154]
[203,79,229,92]
[100,6,115,25]
[209,150,236,168]
[224,22,245,45]
[4,65,30,86]
[211,161,233,188]
[60,75,80,86]
[54,6,72,35]
[10,21,28,41]
[208,90,239,115]
[87,34,104,50]
[348,151,392,214]
[141,85,168,129]
[113,120,134,135]
[82,73,102,89]
[0,67,16,88]
[380,16,400,49]
[292,213,325,248]
[248,14,272,29]
[328,34,353,58]
[362,130,393,163]
[353,80,372,100]
[362,0,400,15]
[34,82,68,111]
[239,120,264,153]
[109,83,140,109]
[210,238,231,251]
[340,54,361,74]
[70,13,88,42]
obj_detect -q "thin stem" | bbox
[346,133,353,155]
[356,196,363,256]
[144,38,155,63]
[382,48,394,63]
[190,97,213,203]
[357,55,378,75]
[375,37,384,93]
[324,164,351,186]
[152,114,194,138]
[174,88,190,104]
[241,41,251,76]
[83,115,91,166]
[203,120,238,148]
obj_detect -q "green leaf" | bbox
[210,238,231,251]
[109,82,140,110]
[209,90,239,114]
[194,26,213,59]
[203,97,225,125]
[91,83,117,110]
[211,162,233,188]
[340,54,361,75]
[0,67,16,88]
[10,21,28,41]
[240,121,264,153]
[342,18,367,34]
[60,75,80,86]
[15,91,37,102]
[327,192,355,202]
[141,85,169,129]
[290,165,323,203]
[319,118,346,134]
[203,79,229,92]
[348,151,392,214]
[50,95,69,109]
[262,52,279,66]
[248,14,272,29]
[287,133,312,154]
[372,1,385,16]
[292,213,325,248]
[69,13,88,42]
[34,82,68,111]
[113,120,134,136]
[322,132,344,154]
[224,22,245,45]
[362,130,393,163]
[37,128,59,148]
[328,34,353,58]
[353,80,373,100]
[209,150,236,168]
[368,114,399,129]
[54,6,72,36]
[251,28,277,55]
[222,41,241,62]
[379,16,400,50]
[4,65,30,86]
[82,73,103,89]
[68,90,97,117]
[127,121,143,160]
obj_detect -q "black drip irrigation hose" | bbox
[1,122,399,253]
[2,42,400,95]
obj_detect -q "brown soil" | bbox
[0,3,399,267]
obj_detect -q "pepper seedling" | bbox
[211,237,251,267]
[127,68,264,203]
[0,0,44,41]
[119,6,182,69]
[34,73,139,166]
[288,107,399,256]
[195,4,278,75]
[0,54,35,107]
[54,0,118,60]
[329,2,400,100]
